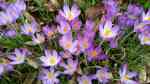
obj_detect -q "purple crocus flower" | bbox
[60,58,78,75]
[119,64,139,84]
[93,67,112,84]
[0,0,26,25]
[142,10,150,23]
[42,25,55,37]
[32,33,45,45]
[8,48,31,65]
[40,50,61,67]
[103,0,118,19]
[4,29,16,37]
[77,75,93,84]
[138,33,150,45]
[57,21,71,34]
[86,46,107,61]
[0,58,13,76]
[59,33,78,54]
[59,4,80,21]
[39,68,60,84]
[70,19,82,31]
[99,20,119,40]
[21,21,37,36]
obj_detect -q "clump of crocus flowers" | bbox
[0,0,148,84]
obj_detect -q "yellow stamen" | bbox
[68,12,73,20]
[104,28,113,37]
[49,56,57,65]
[143,37,150,43]
[144,17,150,21]
[28,27,33,32]
[91,50,97,57]
[123,75,129,80]
[48,31,54,37]
[65,42,72,49]
[83,79,89,84]
[63,27,68,33]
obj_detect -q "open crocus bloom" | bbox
[142,10,150,22]
[77,75,92,84]
[59,4,80,21]
[40,50,61,67]
[57,21,71,34]
[99,20,119,40]
[59,33,78,54]
[138,33,150,45]
[32,33,45,45]
[119,64,139,84]
[39,68,60,84]
[60,59,78,75]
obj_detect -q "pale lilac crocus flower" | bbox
[59,33,78,54]
[40,50,61,67]
[57,21,71,34]
[59,4,80,21]
[142,10,150,23]
[138,33,150,45]
[77,75,93,84]
[21,21,37,36]
[70,18,82,31]
[119,64,139,84]
[93,67,112,84]
[60,59,78,75]
[4,29,16,37]
[99,20,119,40]
[39,68,60,84]
[8,48,31,65]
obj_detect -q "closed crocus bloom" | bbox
[32,33,45,45]
[8,48,31,65]
[99,20,119,40]
[119,64,139,84]
[70,19,82,31]
[94,67,112,84]
[142,10,150,23]
[57,21,71,34]
[77,75,93,84]
[40,50,61,67]
[59,4,80,21]
[59,33,78,54]
[39,68,60,84]
[60,59,78,75]
[21,22,37,36]
[138,33,150,45]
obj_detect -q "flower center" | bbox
[83,42,88,49]
[48,31,54,37]
[144,17,150,21]
[104,28,113,37]
[63,27,68,33]
[28,27,33,32]
[123,75,129,80]
[66,42,72,49]
[49,56,57,66]
[91,50,97,57]
[68,12,73,21]
[143,37,150,43]
[82,79,89,84]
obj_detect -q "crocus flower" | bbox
[99,20,119,40]
[0,58,13,76]
[103,0,118,19]
[77,75,93,84]
[142,10,150,23]
[94,67,112,84]
[86,46,107,61]
[119,64,139,84]
[39,68,60,84]
[21,21,37,36]
[8,48,31,65]
[0,0,26,25]
[59,4,80,21]
[138,33,150,45]
[32,33,45,45]
[43,25,55,37]
[60,59,78,75]
[40,50,61,67]
[57,21,71,34]
[70,19,82,31]
[4,29,16,37]
[59,33,78,54]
